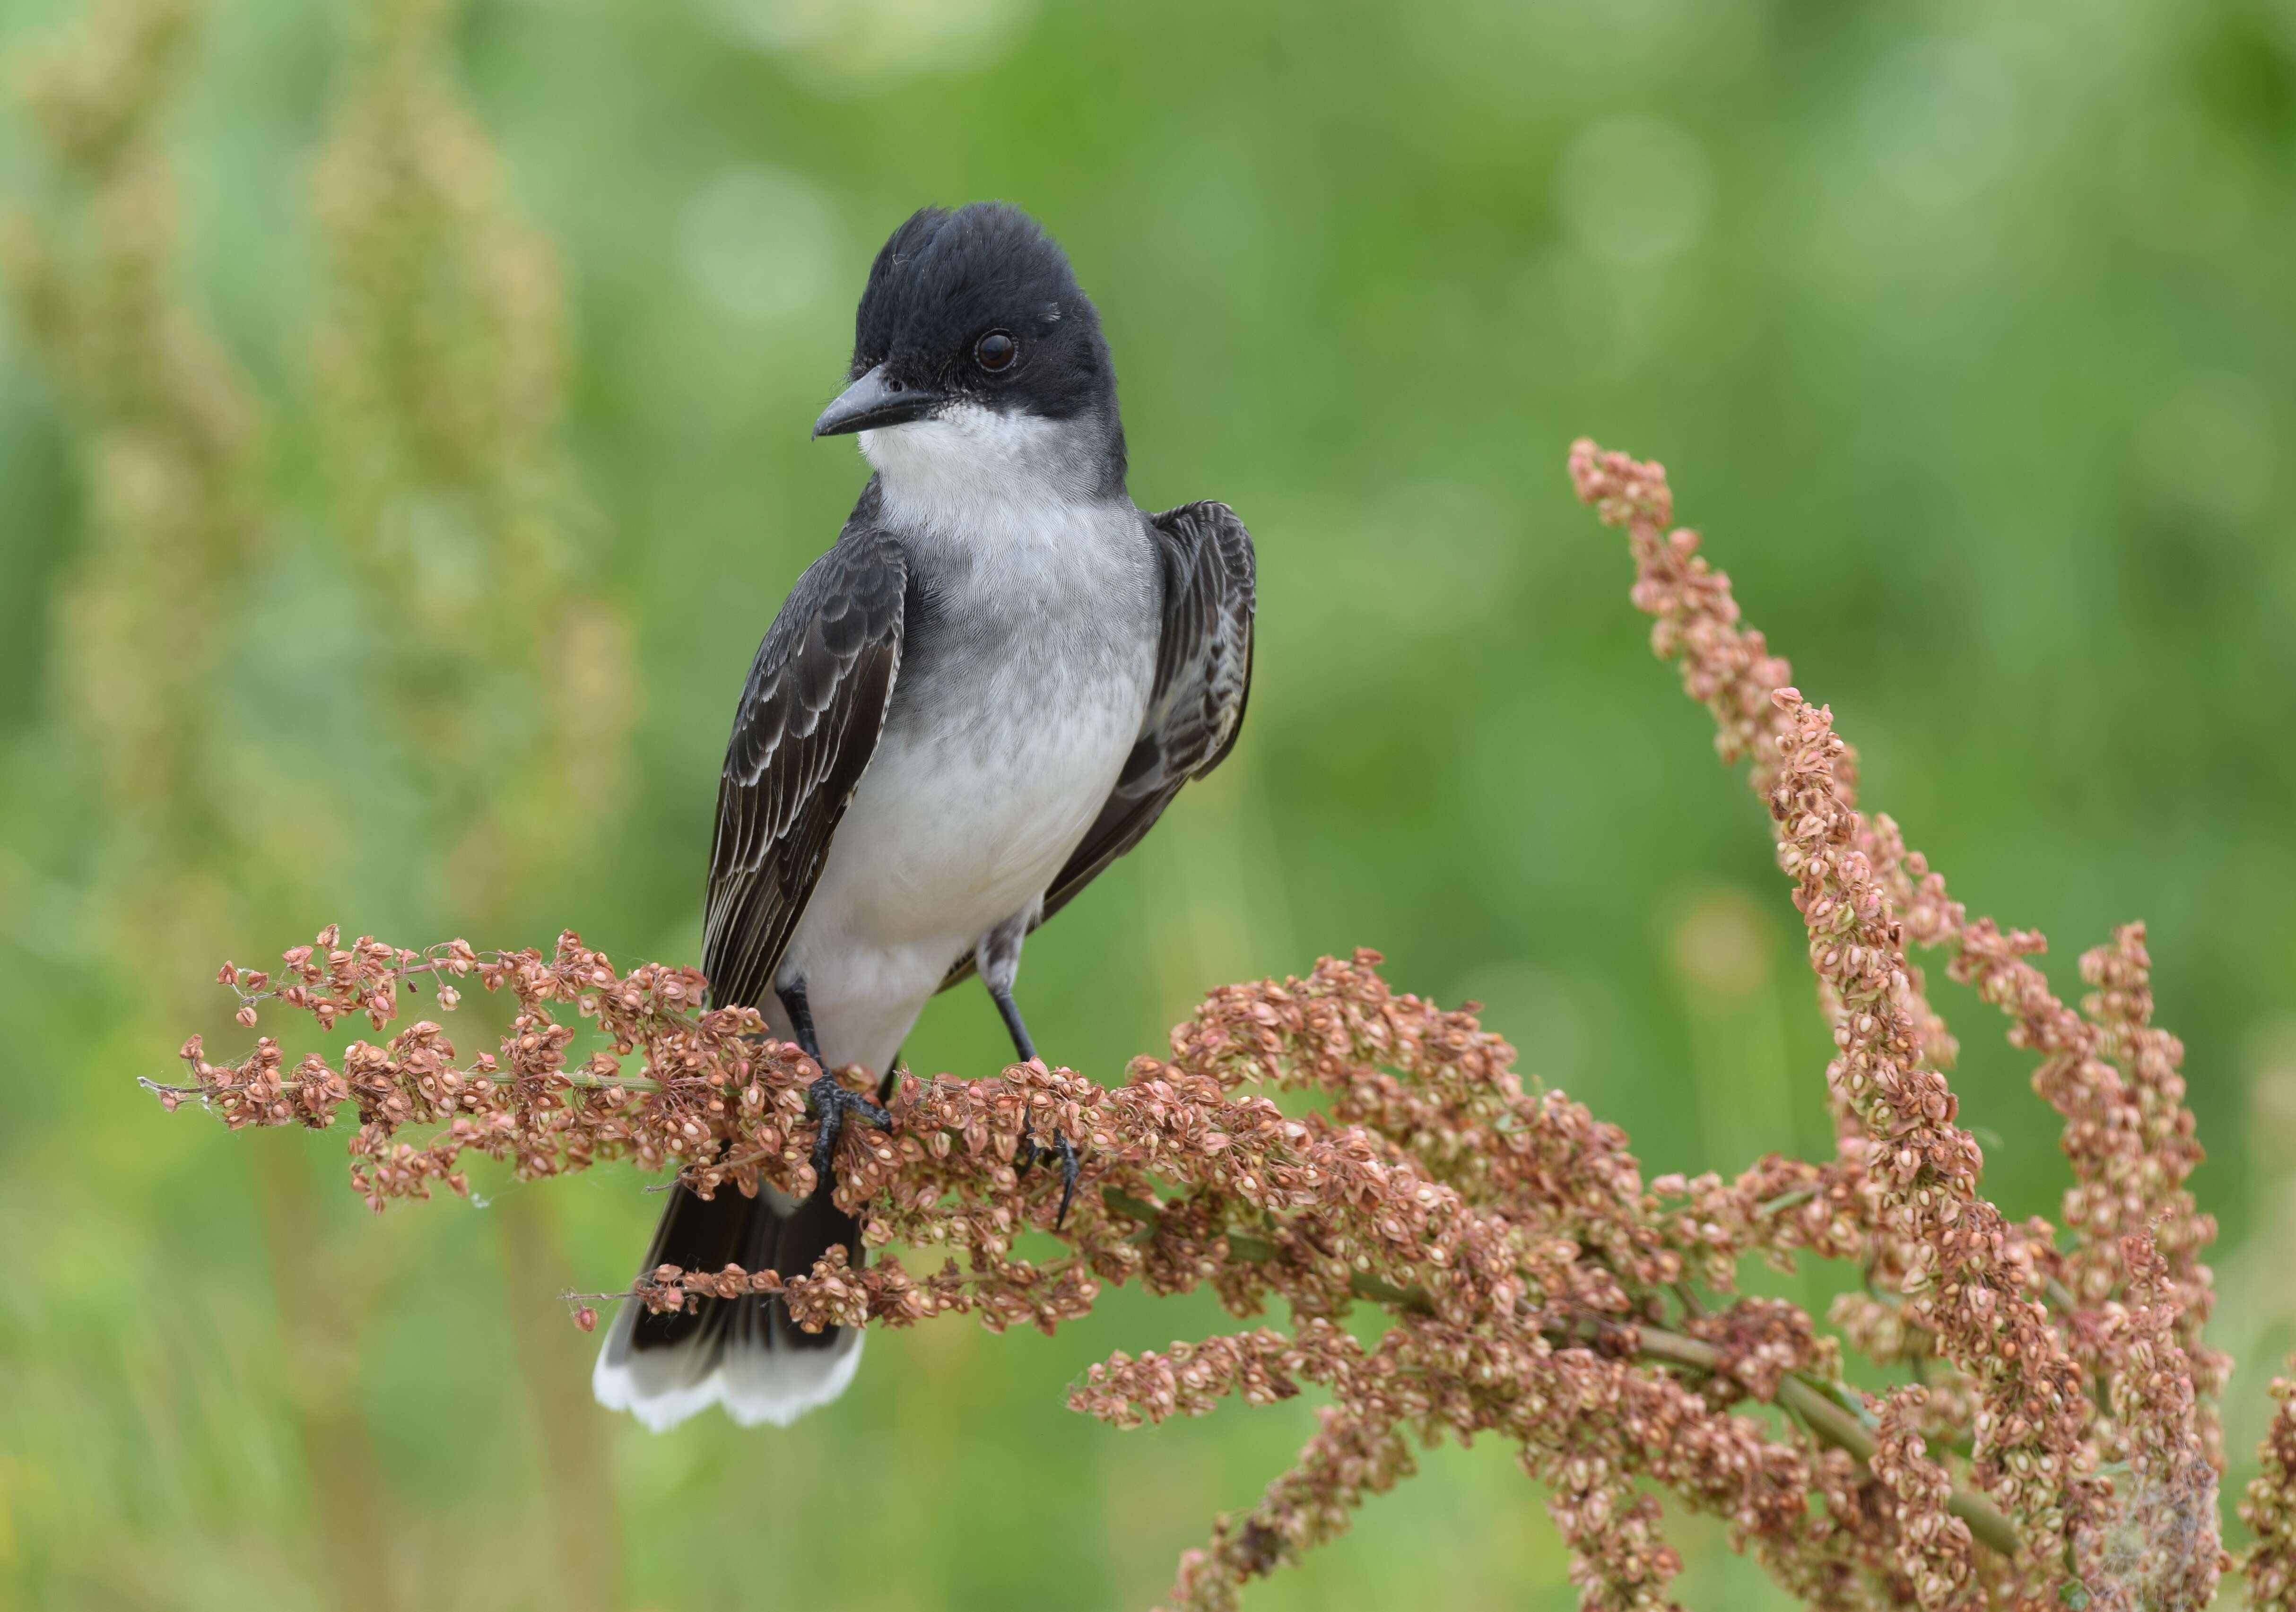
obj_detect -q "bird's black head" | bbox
[812,204,1125,499]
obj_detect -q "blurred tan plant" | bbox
[7,0,631,1606]
[148,442,2292,1610]
[1,6,409,1611]
[312,0,631,914]
[0,0,259,947]
[305,0,634,1603]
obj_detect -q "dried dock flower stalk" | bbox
[151,442,2287,1610]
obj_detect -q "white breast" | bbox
[769,407,1157,1075]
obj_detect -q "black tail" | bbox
[591,1185,863,1430]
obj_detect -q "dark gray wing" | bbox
[703,519,907,1012]
[939,499,1255,990]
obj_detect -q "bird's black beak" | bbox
[811,364,943,438]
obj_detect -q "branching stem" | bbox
[1108,1186,2021,1560]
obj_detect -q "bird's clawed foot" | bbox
[777,978,891,1188]
[809,1073,892,1186]
[1014,1102,1080,1230]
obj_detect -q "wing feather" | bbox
[703,517,907,1011]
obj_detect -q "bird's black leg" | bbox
[979,916,1079,1229]
[994,996,1076,1232]
[778,976,890,1187]
[779,978,822,1064]
[989,985,1038,1066]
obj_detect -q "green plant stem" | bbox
[142,1067,668,1104]
[1101,1185,2021,1560]
[1592,1326,2019,1558]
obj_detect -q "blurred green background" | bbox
[3,0,2294,1606]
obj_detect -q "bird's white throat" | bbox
[860,403,1109,537]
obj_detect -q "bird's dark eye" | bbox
[974,330,1017,372]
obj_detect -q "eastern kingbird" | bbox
[593,202,1257,1431]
